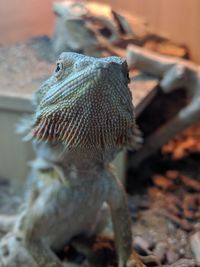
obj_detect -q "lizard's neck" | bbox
[32,140,119,172]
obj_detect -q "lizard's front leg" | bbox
[26,239,63,267]
[21,187,64,267]
[106,171,158,267]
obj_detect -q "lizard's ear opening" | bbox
[127,71,130,84]
[121,60,130,84]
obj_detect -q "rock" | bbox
[133,236,151,255]
[166,249,179,264]
[153,242,167,263]
[153,175,175,191]
[163,259,200,267]
[180,175,200,192]
[165,170,179,181]
[158,210,193,232]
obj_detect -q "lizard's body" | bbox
[0,53,144,267]
[19,145,114,251]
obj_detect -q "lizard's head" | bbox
[31,52,141,151]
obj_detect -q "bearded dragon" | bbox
[0,52,148,267]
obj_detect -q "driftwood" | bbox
[52,1,99,55]
[52,1,133,56]
[127,44,200,167]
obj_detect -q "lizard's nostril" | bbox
[127,72,130,82]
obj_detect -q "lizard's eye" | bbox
[54,60,64,80]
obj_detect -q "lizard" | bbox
[0,52,150,267]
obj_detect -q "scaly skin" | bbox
[0,53,144,267]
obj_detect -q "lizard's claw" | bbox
[127,251,147,267]
[127,251,162,267]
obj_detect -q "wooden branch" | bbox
[127,45,200,167]
[127,44,200,96]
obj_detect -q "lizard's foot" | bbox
[0,232,36,267]
[127,251,161,267]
